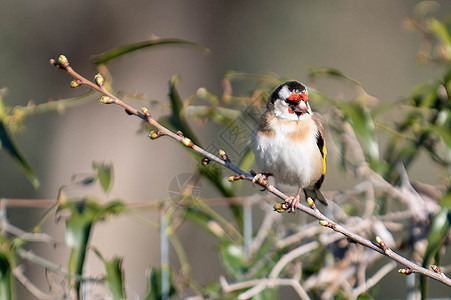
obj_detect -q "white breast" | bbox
[252,118,321,188]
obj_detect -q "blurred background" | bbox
[1,0,450,299]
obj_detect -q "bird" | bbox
[252,80,327,212]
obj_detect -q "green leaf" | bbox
[184,207,227,241]
[339,102,382,173]
[143,267,176,300]
[219,243,246,279]
[308,67,362,87]
[92,38,208,65]
[424,124,451,149]
[168,75,200,146]
[0,121,39,188]
[427,207,451,254]
[92,161,113,193]
[61,198,126,298]
[93,249,126,300]
[185,105,241,126]
[421,207,450,298]
[0,252,14,300]
[440,191,451,209]
[429,18,451,45]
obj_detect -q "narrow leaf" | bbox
[94,249,126,300]
[92,38,208,65]
[425,125,451,149]
[339,102,382,172]
[168,75,200,146]
[0,121,39,188]
[143,267,176,300]
[421,207,450,298]
[308,67,362,87]
[0,252,14,300]
[429,18,451,45]
[92,161,113,193]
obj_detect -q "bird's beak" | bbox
[294,101,308,115]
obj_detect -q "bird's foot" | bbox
[284,195,300,213]
[250,171,272,191]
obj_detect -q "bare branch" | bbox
[351,261,397,299]
[13,266,62,300]
[50,55,451,287]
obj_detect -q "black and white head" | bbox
[267,81,312,120]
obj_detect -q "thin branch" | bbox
[269,241,320,279]
[351,261,397,299]
[16,248,103,284]
[13,266,62,300]
[220,276,310,300]
[1,221,55,245]
[250,203,282,254]
[50,55,451,287]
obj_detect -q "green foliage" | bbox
[420,206,451,298]
[60,197,127,298]
[0,94,39,188]
[338,101,383,173]
[143,267,176,300]
[0,91,94,188]
[57,163,126,299]
[92,161,114,194]
[0,251,14,300]
[92,38,207,65]
[0,121,39,189]
[94,249,127,300]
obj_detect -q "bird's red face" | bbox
[269,81,312,120]
[286,92,309,117]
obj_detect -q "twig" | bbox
[269,241,320,279]
[352,261,397,299]
[250,203,282,254]
[13,266,62,300]
[1,221,55,245]
[50,55,451,287]
[220,276,310,300]
[16,248,103,283]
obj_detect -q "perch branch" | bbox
[50,55,451,287]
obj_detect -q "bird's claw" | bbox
[251,172,272,191]
[284,195,300,213]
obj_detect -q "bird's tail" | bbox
[304,188,328,206]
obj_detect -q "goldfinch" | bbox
[252,81,327,212]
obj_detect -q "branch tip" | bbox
[228,174,245,182]
[319,219,336,230]
[99,96,114,104]
[148,130,163,140]
[49,58,58,67]
[94,73,104,87]
[306,197,316,209]
[181,137,193,148]
[319,220,329,226]
[376,236,388,252]
[431,265,441,274]
[218,149,230,162]
[57,55,69,68]
[70,80,82,88]
[398,268,413,275]
[273,202,289,213]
